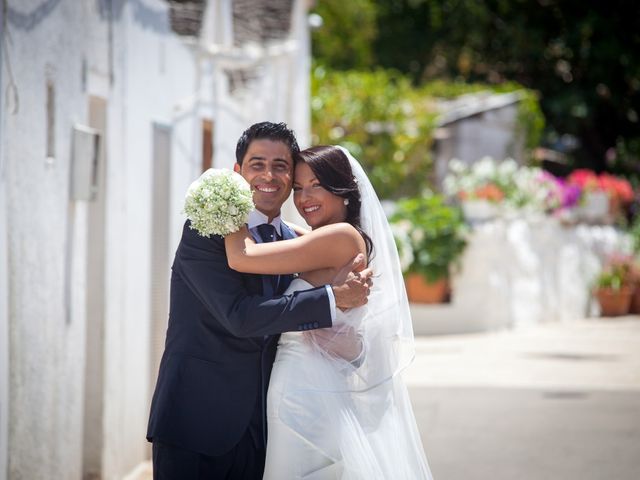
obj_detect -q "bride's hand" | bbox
[331,254,373,310]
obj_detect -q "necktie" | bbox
[256,223,278,243]
[256,223,280,295]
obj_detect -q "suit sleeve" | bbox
[175,222,333,338]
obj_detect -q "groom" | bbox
[147,122,372,479]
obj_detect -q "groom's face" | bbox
[234,139,294,221]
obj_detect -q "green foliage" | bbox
[594,253,638,291]
[314,0,640,176]
[515,89,545,152]
[595,269,626,291]
[391,192,467,282]
[630,217,640,254]
[310,67,544,199]
[610,137,640,187]
[310,0,377,70]
[311,66,438,199]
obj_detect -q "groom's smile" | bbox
[255,185,279,193]
[235,139,294,222]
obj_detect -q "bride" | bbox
[225,145,433,479]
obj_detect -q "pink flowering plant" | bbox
[567,169,635,206]
[445,159,637,223]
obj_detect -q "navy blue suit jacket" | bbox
[147,220,332,456]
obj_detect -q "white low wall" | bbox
[411,217,633,335]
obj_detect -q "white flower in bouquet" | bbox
[183,168,254,237]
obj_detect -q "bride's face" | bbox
[293,162,347,228]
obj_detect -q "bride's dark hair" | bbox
[298,145,374,261]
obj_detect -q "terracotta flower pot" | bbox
[405,274,449,304]
[594,287,633,317]
[630,286,640,315]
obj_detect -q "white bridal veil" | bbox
[278,147,433,479]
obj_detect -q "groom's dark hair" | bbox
[235,122,300,165]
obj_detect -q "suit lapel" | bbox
[277,223,297,293]
[280,222,296,240]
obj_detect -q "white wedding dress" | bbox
[262,148,433,480]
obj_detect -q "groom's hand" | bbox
[332,254,373,309]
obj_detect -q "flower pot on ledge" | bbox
[630,286,640,315]
[594,287,633,317]
[578,191,610,223]
[461,200,499,223]
[405,274,449,304]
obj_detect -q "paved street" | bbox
[404,317,640,480]
[129,317,640,480]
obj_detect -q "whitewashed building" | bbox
[0,0,312,478]
[432,90,526,188]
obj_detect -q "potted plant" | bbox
[568,169,609,223]
[458,184,504,222]
[391,191,467,303]
[593,255,635,317]
[443,157,513,222]
[568,169,634,224]
[628,218,640,314]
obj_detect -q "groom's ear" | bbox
[233,163,241,174]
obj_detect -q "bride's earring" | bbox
[343,198,350,206]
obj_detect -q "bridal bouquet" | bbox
[184,168,254,237]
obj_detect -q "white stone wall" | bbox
[2,0,313,477]
[3,1,93,478]
[1,0,203,478]
[411,218,632,335]
[0,4,9,477]
[100,3,201,477]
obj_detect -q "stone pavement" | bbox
[127,317,640,479]
[403,316,640,480]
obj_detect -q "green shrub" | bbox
[311,68,545,199]
[390,192,468,282]
[311,66,438,199]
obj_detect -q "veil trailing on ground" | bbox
[277,147,432,479]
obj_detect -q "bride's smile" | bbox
[293,162,347,228]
